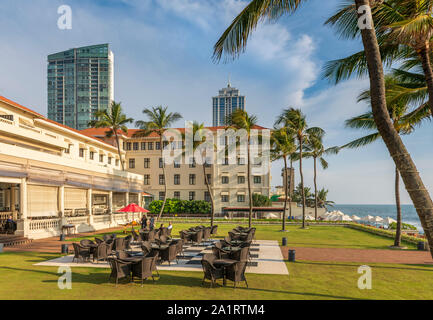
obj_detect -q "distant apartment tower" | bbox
[47,44,114,130]
[212,81,245,126]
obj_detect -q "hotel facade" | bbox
[82,127,272,215]
[0,96,271,240]
[0,96,144,239]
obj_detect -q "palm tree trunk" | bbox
[157,136,167,222]
[299,136,306,229]
[394,166,402,247]
[288,159,293,220]
[202,162,215,227]
[114,131,125,171]
[282,155,288,231]
[417,43,433,117]
[314,157,318,221]
[247,136,253,228]
[355,0,433,258]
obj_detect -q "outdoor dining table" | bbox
[222,246,241,253]
[229,240,245,246]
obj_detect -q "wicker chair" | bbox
[175,238,184,258]
[116,250,130,260]
[114,237,126,251]
[107,257,132,285]
[141,241,152,257]
[131,255,159,286]
[72,243,91,263]
[192,229,203,244]
[160,242,178,265]
[156,235,168,246]
[229,246,250,262]
[212,246,230,260]
[228,231,241,241]
[93,242,108,263]
[147,250,160,277]
[180,230,192,244]
[225,261,248,288]
[203,227,211,242]
[124,235,132,250]
[201,253,224,288]
[147,230,156,242]
[103,234,113,243]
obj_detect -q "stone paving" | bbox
[35,240,289,275]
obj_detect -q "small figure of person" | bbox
[5,215,16,234]
[150,217,155,231]
[141,215,147,230]
[167,222,173,231]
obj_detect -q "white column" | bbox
[109,191,114,226]
[16,178,28,237]
[125,192,130,220]
[88,188,93,225]
[59,186,65,217]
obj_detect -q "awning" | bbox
[237,191,246,195]
[221,191,229,196]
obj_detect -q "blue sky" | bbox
[0,0,432,204]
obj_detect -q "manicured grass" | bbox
[69,223,417,250]
[0,251,432,300]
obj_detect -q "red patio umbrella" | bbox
[117,203,149,213]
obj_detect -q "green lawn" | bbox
[69,223,417,250]
[0,251,432,300]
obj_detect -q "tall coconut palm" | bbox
[275,108,324,228]
[342,75,430,247]
[88,101,133,171]
[317,188,335,208]
[190,122,216,227]
[302,131,339,220]
[227,109,259,228]
[212,0,433,258]
[134,106,182,221]
[325,0,433,116]
[270,127,297,231]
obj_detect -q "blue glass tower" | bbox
[212,82,245,127]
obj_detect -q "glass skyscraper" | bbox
[47,44,114,130]
[212,82,245,127]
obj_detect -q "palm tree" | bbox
[276,108,323,228]
[227,109,259,228]
[325,0,433,116]
[302,131,339,220]
[213,0,433,258]
[190,122,216,227]
[88,101,133,171]
[317,188,335,208]
[134,106,182,221]
[270,127,297,231]
[342,75,430,247]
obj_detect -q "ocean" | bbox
[328,204,423,232]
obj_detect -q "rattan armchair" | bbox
[72,243,91,263]
[131,255,159,286]
[201,253,224,288]
[160,242,178,265]
[225,261,248,288]
[107,257,132,285]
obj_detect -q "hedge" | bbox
[148,199,211,214]
[347,223,427,246]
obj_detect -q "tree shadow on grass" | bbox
[0,266,364,300]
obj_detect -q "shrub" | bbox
[388,222,417,230]
[148,199,211,214]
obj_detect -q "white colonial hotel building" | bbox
[0,96,270,240]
